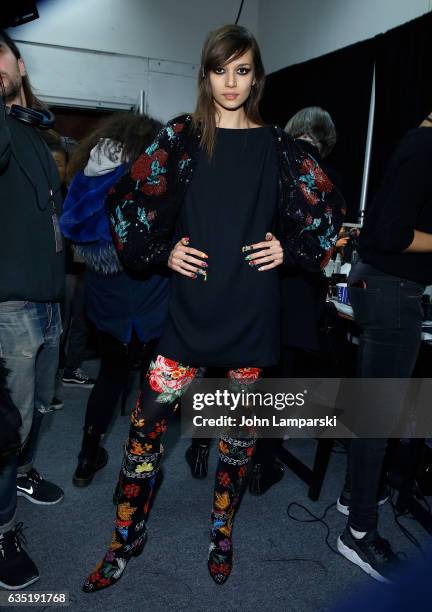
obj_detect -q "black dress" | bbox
[157,126,280,368]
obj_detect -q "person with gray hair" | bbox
[285,105,337,159]
[250,107,344,496]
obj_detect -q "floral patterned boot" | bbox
[83,442,162,592]
[208,436,255,584]
[83,355,199,593]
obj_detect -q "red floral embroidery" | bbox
[124,484,141,499]
[131,155,152,181]
[154,420,168,434]
[209,562,231,576]
[153,149,168,166]
[228,367,261,384]
[173,123,185,133]
[131,149,168,188]
[141,176,167,196]
[313,166,333,193]
[89,571,102,583]
[218,472,231,487]
[300,157,315,175]
[300,182,319,206]
[238,466,247,478]
[147,355,197,393]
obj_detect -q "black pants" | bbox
[59,272,88,371]
[345,260,424,532]
[84,331,156,436]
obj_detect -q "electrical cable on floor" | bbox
[285,485,431,563]
[286,501,340,556]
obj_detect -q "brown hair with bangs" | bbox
[193,24,266,157]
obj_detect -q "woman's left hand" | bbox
[242,232,284,271]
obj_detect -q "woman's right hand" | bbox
[168,237,208,278]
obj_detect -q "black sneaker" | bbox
[337,527,401,583]
[50,397,64,410]
[17,469,64,505]
[337,485,390,516]
[0,523,39,590]
[62,368,95,388]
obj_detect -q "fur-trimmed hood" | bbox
[60,146,127,274]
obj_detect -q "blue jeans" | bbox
[0,301,61,531]
[345,261,424,531]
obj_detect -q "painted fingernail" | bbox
[201,262,208,267]
[248,261,256,267]
[192,273,197,279]
[244,255,251,261]
[202,253,208,259]
[197,269,208,281]
[242,245,252,253]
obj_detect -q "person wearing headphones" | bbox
[0,30,64,590]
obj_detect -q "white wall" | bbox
[10,0,259,120]
[258,0,431,73]
[12,0,429,117]
[13,0,259,64]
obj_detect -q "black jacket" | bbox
[0,103,64,302]
[107,115,345,274]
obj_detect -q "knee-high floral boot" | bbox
[83,355,198,593]
[208,435,255,584]
[82,401,167,592]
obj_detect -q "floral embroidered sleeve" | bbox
[276,132,346,272]
[106,117,190,270]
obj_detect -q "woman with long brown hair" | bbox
[83,24,344,592]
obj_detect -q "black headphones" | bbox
[8,104,55,129]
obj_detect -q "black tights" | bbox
[84,331,156,436]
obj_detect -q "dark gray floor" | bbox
[15,360,429,611]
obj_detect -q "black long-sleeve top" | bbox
[359,128,432,285]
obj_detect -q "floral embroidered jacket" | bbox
[107,114,345,272]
